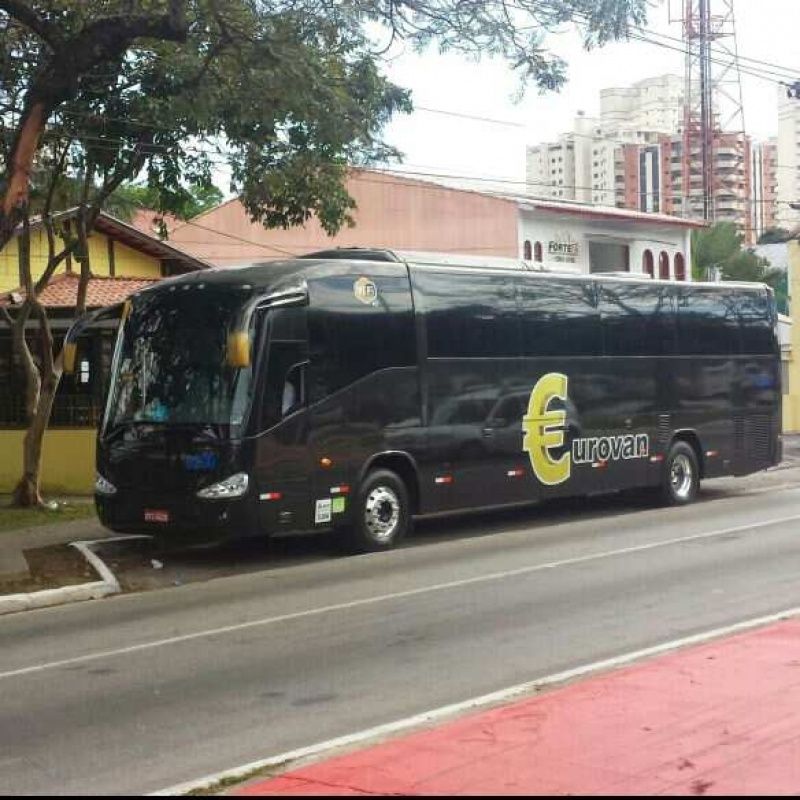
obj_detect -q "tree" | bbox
[691,222,741,279]
[1,0,647,506]
[692,222,788,313]
[106,182,224,224]
[721,249,771,283]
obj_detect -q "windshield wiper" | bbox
[101,419,167,442]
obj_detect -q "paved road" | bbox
[1,474,800,794]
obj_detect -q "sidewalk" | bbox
[0,504,107,582]
[236,618,800,796]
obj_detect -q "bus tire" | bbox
[661,441,700,506]
[343,469,410,553]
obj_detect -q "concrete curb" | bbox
[0,534,147,617]
[0,580,116,615]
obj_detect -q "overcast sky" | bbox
[378,0,800,185]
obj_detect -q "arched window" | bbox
[523,240,532,261]
[642,249,654,278]
[674,252,686,282]
[534,241,543,263]
[659,251,670,280]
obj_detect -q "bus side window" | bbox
[257,307,309,431]
[519,278,600,358]
[738,290,775,355]
[677,288,740,356]
[418,270,520,358]
[600,283,676,356]
[259,342,308,430]
[282,361,306,416]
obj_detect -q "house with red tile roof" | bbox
[0,210,209,494]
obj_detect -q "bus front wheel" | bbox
[343,469,411,553]
[661,441,700,506]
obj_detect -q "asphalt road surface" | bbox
[1,469,800,795]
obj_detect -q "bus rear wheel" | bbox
[343,469,410,553]
[661,441,700,506]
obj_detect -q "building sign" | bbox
[547,233,580,263]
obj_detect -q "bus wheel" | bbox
[662,442,700,506]
[344,469,410,553]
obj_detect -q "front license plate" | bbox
[144,509,170,523]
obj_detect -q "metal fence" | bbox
[0,394,101,428]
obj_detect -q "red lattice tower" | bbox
[670,0,747,232]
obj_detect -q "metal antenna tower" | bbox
[674,0,747,225]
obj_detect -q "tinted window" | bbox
[677,288,740,355]
[269,306,308,341]
[738,289,776,355]
[105,288,253,431]
[519,278,600,357]
[257,307,308,431]
[600,283,676,356]
[416,270,520,358]
[259,341,307,430]
[589,241,630,273]
[308,273,415,402]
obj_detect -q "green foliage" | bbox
[721,249,772,283]
[692,222,741,278]
[1,0,648,236]
[107,182,223,222]
[772,271,790,316]
[757,227,793,245]
[692,222,788,312]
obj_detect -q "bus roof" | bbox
[299,248,770,293]
[134,248,770,301]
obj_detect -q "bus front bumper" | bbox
[95,492,258,541]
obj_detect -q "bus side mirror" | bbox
[227,331,251,368]
[63,341,78,374]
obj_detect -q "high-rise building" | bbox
[752,139,779,241]
[525,132,577,202]
[526,74,755,242]
[600,75,686,136]
[777,90,800,231]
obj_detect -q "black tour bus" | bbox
[85,249,781,552]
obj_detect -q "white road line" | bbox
[152,605,800,796]
[2,512,799,683]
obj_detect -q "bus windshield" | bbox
[103,287,253,435]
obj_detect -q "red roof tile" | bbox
[1,273,157,309]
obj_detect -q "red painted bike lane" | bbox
[235,619,800,796]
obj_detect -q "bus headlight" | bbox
[197,472,249,500]
[95,473,117,496]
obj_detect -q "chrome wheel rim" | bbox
[670,453,694,500]
[364,486,401,543]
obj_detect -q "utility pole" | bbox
[679,0,747,230]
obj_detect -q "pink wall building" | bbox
[168,170,520,265]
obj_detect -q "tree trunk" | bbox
[11,344,63,509]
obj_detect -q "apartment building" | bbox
[752,138,779,240]
[777,90,800,230]
[528,75,757,242]
[600,74,686,136]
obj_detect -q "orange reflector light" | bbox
[63,341,78,374]
[226,331,251,368]
[320,457,333,468]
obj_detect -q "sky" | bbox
[376,0,800,186]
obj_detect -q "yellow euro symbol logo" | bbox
[523,373,570,486]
